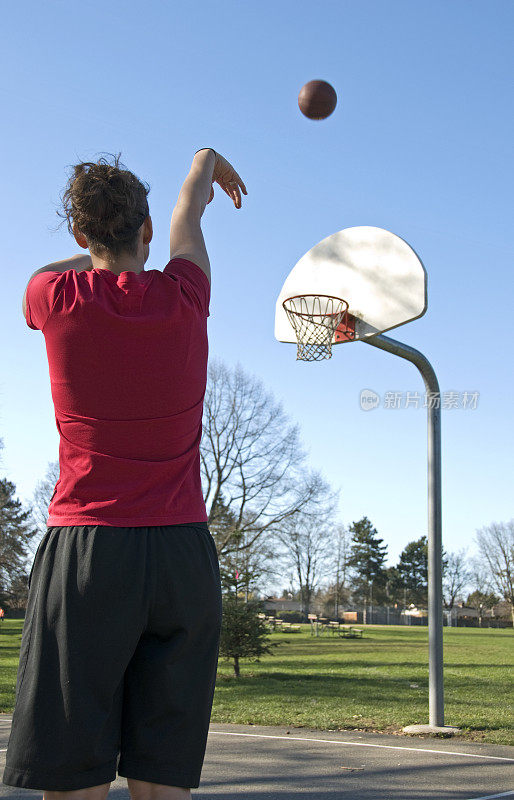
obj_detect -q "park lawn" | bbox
[1,621,512,746]
[212,624,513,746]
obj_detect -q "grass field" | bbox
[1,621,512,746]
[212,624,514,746]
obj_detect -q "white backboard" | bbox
[275,226,427,345]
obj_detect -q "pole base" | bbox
[403,724,462,736]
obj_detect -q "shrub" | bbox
[219,596,279,676]
[276,610,305,623]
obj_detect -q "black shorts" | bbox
[2,523,222,791]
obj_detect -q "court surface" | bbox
[1,717,513,799]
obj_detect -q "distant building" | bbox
[442,602,513,627]
[261,597,512,627]
[490,600,512,621]
[263,597,302,613]
[404,605,428,619]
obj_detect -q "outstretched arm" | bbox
[170,149,247,284]
[169,150,216,283]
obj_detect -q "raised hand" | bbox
[208,152,247,209]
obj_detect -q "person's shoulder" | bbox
[162,258,210,316]
[164,257,208,282]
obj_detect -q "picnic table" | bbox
[258,615,301,632]
[308,614,330,636]
[271,618,301,632]
[339,625,363,638]
[277,621,302,632]
[258,614,278,630]
[308,615,363,638]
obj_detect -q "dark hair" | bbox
[55,152,150,259]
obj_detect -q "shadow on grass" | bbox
[217,670,424,681]
[214,672,430,706]
[214,670,511,710]
[220,658,510,671]
[0,647,23,659]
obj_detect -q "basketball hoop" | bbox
[282,294,351,361]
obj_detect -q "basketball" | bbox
[298,80,337,120]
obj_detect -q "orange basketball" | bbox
[298,80,337,120]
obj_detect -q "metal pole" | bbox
[364,333,444,728]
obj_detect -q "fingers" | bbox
[220,180,244,208]
[230,174,247,207]
[227,186,240,208]
[220,164,247,200]
[232,185,242,208]
[232,173,247,196]
[213,156,248,208]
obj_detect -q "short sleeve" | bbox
[163,258,210,317]
[24,270,66,330]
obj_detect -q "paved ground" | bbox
[1,716,513,799]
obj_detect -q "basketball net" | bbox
[282,295,350,361]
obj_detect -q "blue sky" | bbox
[1,0,512,574]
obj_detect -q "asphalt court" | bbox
[1,717,513,799]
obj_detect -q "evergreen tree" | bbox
[0,476,39,611]
[396,536,429,608]
[347,517,388,606]
[383,565,403,606]
[219,595,278,677]
[466,589,500,626]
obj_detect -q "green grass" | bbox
[2,621,512,746]
[213,624,514,746]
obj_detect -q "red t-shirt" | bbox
[25,259,210,527]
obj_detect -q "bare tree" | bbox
[476,520,514,624]
[468,556,492,596]
[202,359,332,555]
[464,557,491,627]
[221,519,282,601]
[273,493,338,617]
[28,461,60,554]
[442,548,472,610]
[322,524,352,618]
